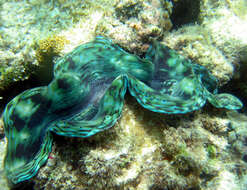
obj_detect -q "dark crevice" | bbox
[9,181,35,190]
[170,0,201,29]
[0,133,4,139]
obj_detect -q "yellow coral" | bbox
[36,35,69,63]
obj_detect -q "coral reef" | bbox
[0,0,246,89]
[163,25,234,85]
[95,0,172,54]
[0,0,247,189]
[0,0,113,93]
[163,0,247,86]
[0,0,172,98]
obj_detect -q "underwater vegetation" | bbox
[2,36,242,186]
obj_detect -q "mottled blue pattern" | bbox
[3,37,242,185]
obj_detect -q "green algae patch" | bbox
[207,144,217,159]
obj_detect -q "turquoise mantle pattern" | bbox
[2,37,242,185]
